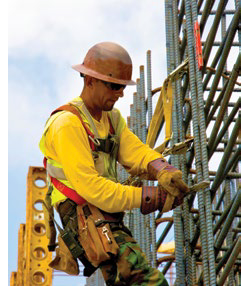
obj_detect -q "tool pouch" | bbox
[77,203,119,267]
[49,234,79,275]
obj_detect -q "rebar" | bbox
[216,237,239,276]
[136,81,143,248]
[210,113,241,195]
[199,0,215,36]
[140,65,152,262]
[185,0,213,283]
[121,1,240,285]
[204,9,240,114]
[202,0,228,71]
[166,1,186,283]
[217,237,241,286]
[146,50,157,268]
[208,54,241,156]
[156,221,173,250]
[214,189,241,256]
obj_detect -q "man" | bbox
[39,42,189,285]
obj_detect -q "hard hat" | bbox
[72,42,136,85]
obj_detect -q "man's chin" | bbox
[103,103,115,111]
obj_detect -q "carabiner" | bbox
[88,135,101,146]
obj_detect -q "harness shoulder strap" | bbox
[52,104,116,150]
[108,108,126,136]
[75,101,100,138]
[71,100,115,137]
[107,116,115,135]
[51,104,96,150]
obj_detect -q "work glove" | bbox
[140,185,186,214]
[142,158,189,213]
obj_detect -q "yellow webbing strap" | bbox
[162,78,173,142]
[154,141,167,154]
[146,59,189,150]
[146,78,173,149]
[146,87,164,148]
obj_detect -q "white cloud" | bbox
[9,0,166,66]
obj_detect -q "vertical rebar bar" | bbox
[146,50,157,267]
[222,11,235,285]
[171,2,186,284]
[140,65,151,261]
[191,1,217,284]
[132,95,138,241]
[185,0,211,284]
[173,1,194,285]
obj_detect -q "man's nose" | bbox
[115,89,124,98]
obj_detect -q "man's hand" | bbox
[146,158,189,212]
[157,169,189,197]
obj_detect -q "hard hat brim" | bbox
[72,64,136,86]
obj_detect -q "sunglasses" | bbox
[101,80,126,91]
[80,73,126,91]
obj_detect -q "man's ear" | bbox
[84,75,94,88]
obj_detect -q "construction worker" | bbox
[39,42,189,286]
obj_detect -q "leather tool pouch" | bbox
[77,203,119,267]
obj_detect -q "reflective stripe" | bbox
[70,100,101,138]
[47,162,67,180]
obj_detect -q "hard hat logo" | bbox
[72,42,136,86]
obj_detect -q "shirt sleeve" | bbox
[45,112,142,213]
[118,125,163,176]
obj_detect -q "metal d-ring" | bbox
[88,135,101,146]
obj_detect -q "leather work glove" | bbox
[142,158,189,213]
[140,185,187,214]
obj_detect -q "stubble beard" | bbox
[103,101,115,111]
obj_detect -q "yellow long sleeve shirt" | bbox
[43,108,162,213]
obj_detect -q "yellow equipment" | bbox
[10,167,53,286]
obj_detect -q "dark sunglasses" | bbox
[101,80,126,91]
[80,73,126,91]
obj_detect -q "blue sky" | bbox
[8,1,168,285]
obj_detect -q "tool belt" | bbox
[77,203,120,267]
[58,199,124,269]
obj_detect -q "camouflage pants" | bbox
[100,230,169,286]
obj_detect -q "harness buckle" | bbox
[88,135,101,146]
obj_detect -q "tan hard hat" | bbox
[72,42,136,85]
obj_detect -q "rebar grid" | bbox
[118,0,240,285]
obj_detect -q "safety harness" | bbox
[42,100,124,276]
[44,103,117,206]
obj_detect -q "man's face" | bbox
[92,79,126,111]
